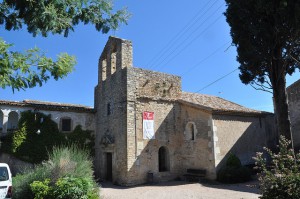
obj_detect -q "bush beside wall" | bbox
[217,153,252,183]
[0,111,94,163]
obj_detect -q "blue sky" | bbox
[0,0,299,112]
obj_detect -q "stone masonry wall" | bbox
[212,114,270,169]
[124,67,215,184]
[94,37,132,184]
[179,104,216,180]
[125,67,182,185]
[287,80,300,148]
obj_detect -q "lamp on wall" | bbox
[36,129,41,135]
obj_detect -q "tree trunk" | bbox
[273,75,292,140]
[271,46,293,147]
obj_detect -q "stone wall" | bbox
[212,114,274,169]
[179,104,216,180]
[94,36,132,184]
[287,80,300,148]
[124,67,182,185]
[124,67,216,184]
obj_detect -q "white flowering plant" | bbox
[254,136,300,199]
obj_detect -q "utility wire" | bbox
[151,2,221,67]
[154,13,224,71]
[147,0,220,69]
[180,41,231,77]
[195,68,239,93]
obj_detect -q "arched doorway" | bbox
[158,146,170,172]
[7,111,18,133]
[0,111,3,133]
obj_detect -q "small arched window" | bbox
[158,146,170,172]
[184,122,197,141]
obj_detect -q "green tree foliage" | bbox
[0,0,129,91]
[0,38,76,92]
[254,136,300,198]
[224,0,300,141]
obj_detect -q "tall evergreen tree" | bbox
[225,0,300,143]
[0,0,129,91]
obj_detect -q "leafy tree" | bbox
[224,0,300,143]
[0,38,76,92]
[0,0,129,91]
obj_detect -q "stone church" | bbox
[0,36,279,186]
[93,36,277,185]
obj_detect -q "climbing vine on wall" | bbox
[0,111,95,163]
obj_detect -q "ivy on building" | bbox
[0,111,95,163]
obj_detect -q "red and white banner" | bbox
[143,112,155,139]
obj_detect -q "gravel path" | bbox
[100,180,260,199]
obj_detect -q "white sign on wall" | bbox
[143,112,155,139]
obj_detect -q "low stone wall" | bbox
[0,153,34,176]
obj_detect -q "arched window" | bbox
[0,111,3,132]
[60,117,72,132]
[111,45,117,74]
[158,146,170,172]
[7,111,18,133]
[184,122,197,141]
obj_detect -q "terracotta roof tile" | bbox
[0,100,94,113]
[179,92,264,115]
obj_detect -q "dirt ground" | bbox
[100,180,260,199]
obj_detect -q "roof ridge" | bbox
[287,79,300,90]
[22,99,92,108]
[180,91,263,114]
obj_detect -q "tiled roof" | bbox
[0,100,94,113]
[287,79,300,91]
[179,92,267,115]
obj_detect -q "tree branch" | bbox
[250,82,273,94]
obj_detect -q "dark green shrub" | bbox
[217,153,251,183]
[66,125,95,156]
[4,111,65,163]
[254,136,300,199]
[226,153,242,167]
[0,131,13,153]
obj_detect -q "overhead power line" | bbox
[180,41,231,77]
[154,13,224,70]
[148,0,223,69]
[147,0,220,68]
[195,68,239,93]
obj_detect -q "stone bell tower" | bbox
[94,36,133,184]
